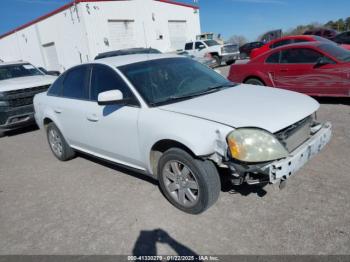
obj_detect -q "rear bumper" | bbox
[267,122,332,183]
[0,105,36,131]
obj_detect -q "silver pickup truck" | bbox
[0,61,56,137]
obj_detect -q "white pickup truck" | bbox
[184,40,240,66]
[0,61,56,137]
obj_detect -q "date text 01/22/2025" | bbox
[127,255,219,261]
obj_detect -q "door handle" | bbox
[54,108,62,114]
[87,114,99,122]
[279,68,288,72]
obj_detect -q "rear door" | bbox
[81,64,143,168]
[50,65,91,147]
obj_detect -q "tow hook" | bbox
[279,177,287,190]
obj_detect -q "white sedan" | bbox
[34,54,332,214]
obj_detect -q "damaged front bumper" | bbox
[228,122,332,185]
[267,121,332,183]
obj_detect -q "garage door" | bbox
[42,42,60,71]
[108,20,135,50]
[168,20,187,51]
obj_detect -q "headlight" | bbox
[227,128,288,163]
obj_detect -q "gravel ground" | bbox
[0,66,349,255]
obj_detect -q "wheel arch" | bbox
[243,75,267,85]
[149,139,197,178]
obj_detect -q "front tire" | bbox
[213,55,222,67]
[158,148,221,214]
[244,78,265,86]
[46,122,75,161]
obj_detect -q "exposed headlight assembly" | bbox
[227,128,288,163]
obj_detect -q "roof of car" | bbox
[93,53,181,67]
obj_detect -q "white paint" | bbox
[0,0,200,72]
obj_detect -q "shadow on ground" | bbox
[77,152,158,186]
[132,229,199,257]
[315,97,350,105]
[2,125,39,138]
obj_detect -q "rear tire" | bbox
[244,78,265,86]
[213,55,222,67]
[0,130,5,138]
[240,52,248,59]
[46,122,75,161]
[226,59,235,66]
[158,148,221,214]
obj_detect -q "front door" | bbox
[82,64,143,169]
[272,47,347,96]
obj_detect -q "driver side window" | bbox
[90,64,134,101]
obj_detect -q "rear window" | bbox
[318,43,350,62]
[185,43,193,50]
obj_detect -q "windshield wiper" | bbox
[151,82,236,106]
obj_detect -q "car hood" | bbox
[0,75,57,92]
[159,84,319,133]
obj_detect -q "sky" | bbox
[1,0,350,41]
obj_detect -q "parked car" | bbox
[34,54,332,214]
[228,42,350,97]
[239,41,264,59]
[177,50,216,68]
[333,31,350,45]
[250,35,335,59]
[183,40,239,66]
[38,67,61,76]
[95,47,161,60]
[303,28,338,40]
[0,61,56,137]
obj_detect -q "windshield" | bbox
[313,36,335,44]
[204,40,220,47]
[119,58,235,106]
[318,43,350,62]
[0,63,43,80]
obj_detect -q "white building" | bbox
[0,0,200,72]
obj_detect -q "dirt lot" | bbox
[0,66,349,255]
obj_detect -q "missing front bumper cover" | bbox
[228,122,332,185]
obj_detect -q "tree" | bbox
[228,35,247,46]
[345,17,350,30]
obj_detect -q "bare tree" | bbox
[228,35,248,46]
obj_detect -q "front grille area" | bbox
[222,44,239,53]
[275,116,312,153]
[0,85,50,108]
[0,85,49,126]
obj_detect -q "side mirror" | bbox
[198,44,205,50]
[98,90,124,105]
[314,57,333,68]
